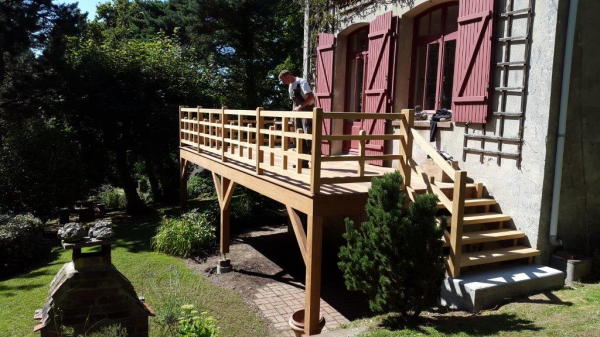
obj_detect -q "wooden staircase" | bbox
[406,129,540,278]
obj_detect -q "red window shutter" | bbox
[364,11,397,165]
[452,0,495,124]
[315,33,335,155]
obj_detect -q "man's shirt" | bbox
[288,77,312,105]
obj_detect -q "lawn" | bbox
[353,281,600,337]
[0,204,268,337]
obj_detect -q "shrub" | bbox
[0,213,49,276]
[338,171,446,317]
[98,185,127,210]
[592,250,600,281]
[232,187,284,226]
[152,209,216,258]
[178,304,219,337]
[187,170,215,200]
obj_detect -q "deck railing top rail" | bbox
[179,106,414,195]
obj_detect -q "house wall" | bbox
[556,0,600,256]
[327,0,570,263]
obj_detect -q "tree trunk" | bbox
[115,146,147,214]
[144,156,163,203]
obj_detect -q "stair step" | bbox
[461,246,540,267]
[441,228,525,246]
[462,229,526,245]
[464,212,511,225]
[437,198,497,209]
[413,181,477,192]
[440,212,512,226]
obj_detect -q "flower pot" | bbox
[550,251,592,283]
[288,309,326,337]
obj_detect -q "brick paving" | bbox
[253,280,366,336]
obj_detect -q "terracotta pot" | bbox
[288,309,325,337]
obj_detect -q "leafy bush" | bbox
[187,170,216,200]
[178,305,219,337]
[98,185,127,210]
[338,171,446,318]
[232,187,284,226]
[152,209,216,258]
[0,213,49,276]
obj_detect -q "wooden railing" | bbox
[406,126,467,278]
[179,107,413,195]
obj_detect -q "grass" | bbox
[0,202,268,337]
[350,282,600,337]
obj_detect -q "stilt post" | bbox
[304,214,323,335]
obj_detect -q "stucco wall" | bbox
[328,0,570,262]
[556,0,600,256]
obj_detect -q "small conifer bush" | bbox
[338,171,446,317]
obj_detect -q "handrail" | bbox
[405,116,466,278]
[410,129,457,180]
[179,106,412,195]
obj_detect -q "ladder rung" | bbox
[492,111,523,117]
[465,134,522,142]
[495,87,524,92]
[500,8,531,17]
[496,61,526,67]
[463,148,520,158]
[499,36,528,42]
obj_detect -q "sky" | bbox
[58,0,102,20]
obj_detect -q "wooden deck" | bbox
[179,106,540,335]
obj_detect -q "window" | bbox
[410,3,459,112]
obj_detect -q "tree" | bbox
[56,34,216,213]
[338,171,446,317]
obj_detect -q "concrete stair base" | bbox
[440,264,564,312]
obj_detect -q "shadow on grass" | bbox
[380,312,541,336]
[0,248,60,294]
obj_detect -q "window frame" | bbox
[409,2,460,112]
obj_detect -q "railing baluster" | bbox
[400,109,414,189]
[282,117,289,170]
[310,108,323,194]
[296,129,304,174]
[179,106,184,147]
[247,124,253,160]
[196,106,203,152]
[255,107,263,174]
[268,126,275,166]
[221,106,227,161]
[358,130,366,177]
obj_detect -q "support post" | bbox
[304,214,323,335]
[180,158,188,212]
[310,108,323,194]
[448,170,467,278]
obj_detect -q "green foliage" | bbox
[98,186,127,210]
[85,324,128,337]
[232,187,284,226]
[0,213,49,276]
[187,170,216,200]
[152,209,217,258]
[338,171,446,317]
[0,120,94,217]
[178,304,219,337]
[143,265,190,336]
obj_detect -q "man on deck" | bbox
[278,70,314,168]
